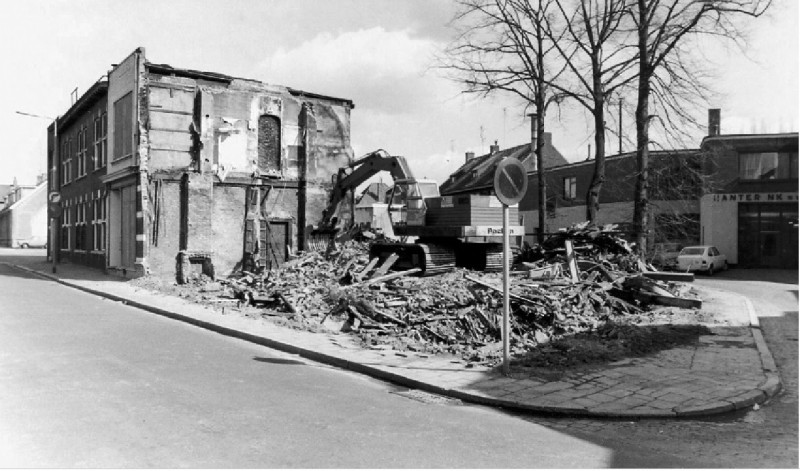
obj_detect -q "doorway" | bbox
[738,202,798,268]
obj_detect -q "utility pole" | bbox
[16,111,59,273]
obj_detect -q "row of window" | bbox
[739,152,798,181]
[60,111,108,186]
[60,193,107,252]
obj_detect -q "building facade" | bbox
[48,81,109,268]
[48,47,354,280]
[518,148,703,247]
[700,133,798,268]
[0,178,47,248]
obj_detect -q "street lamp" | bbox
[16,110,59,274]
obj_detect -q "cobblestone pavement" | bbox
[7,259,783,419]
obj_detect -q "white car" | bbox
[676,245,727,275]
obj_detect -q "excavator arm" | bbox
[318,149,414,229]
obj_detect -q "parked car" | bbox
[16,236,48,249]
[676,245,727,275]
[650,242,682,270]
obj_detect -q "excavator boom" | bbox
[318,149,414,229]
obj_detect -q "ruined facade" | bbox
[49,47,354,280]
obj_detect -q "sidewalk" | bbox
[8,260,782,418]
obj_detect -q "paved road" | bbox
[0,258,707,468]
[519,268,798,468]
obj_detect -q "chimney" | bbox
[465,151,475,163]
[708,109,721,136]
[489,140,500,154]
[528,113,539,171]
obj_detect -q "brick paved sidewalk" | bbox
[8,260,782,418]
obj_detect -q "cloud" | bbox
[258,27,453,114]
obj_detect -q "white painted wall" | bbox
[700,195,738,263]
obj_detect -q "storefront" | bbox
[701,192,798,268]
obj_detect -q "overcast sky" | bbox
[1,0,797,187]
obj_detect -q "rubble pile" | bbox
[212,224,699,365]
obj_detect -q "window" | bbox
[563,176,577,200]
[76,128,87,177]
[61,138,72,185]
[114,92,134,160]
[75,198,88,251]
[61,202,71,250]
[257,114,281,173]
[94,111,108,169]
[92,193,106,251]
[739,152,798,180]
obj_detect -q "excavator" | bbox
[312,149,524,275]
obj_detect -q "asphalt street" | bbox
[0,257,710,468]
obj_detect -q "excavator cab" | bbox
[388,178,440,227]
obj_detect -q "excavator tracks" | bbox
[369,241,455,276]
[417,243,456,275]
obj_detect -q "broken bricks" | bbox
[204,224,701,366]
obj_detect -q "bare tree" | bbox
[629,0,771,253]
[544,0,639,223]
[441,0,567,242]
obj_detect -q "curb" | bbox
[7,263,784,419]
[743,295,783,402]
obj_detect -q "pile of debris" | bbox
[209,223,700,365]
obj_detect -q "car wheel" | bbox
[20,243,29,249]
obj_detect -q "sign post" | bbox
[493,158,528,375]
[48,192,61,274]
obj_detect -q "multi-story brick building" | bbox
[48,47,354,280]
[48,80,109,268]
[518,147,703,247]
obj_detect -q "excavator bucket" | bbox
[306,227,338,253]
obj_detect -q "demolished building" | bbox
[48,47,354,280]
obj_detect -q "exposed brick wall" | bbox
[146,179,182,278]
[211,185,246,275]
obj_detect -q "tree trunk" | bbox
[536,107,546,243]
[633,0,650,256]
[536,19,547,243]
[585,100,606,224]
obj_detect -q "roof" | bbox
[440,133,569,195]
[4,182,46,212]
[544,148,701,173]
[701,132,798,150]
[56,80,109,131]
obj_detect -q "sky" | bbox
[1,0,797,187]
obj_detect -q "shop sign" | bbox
[711,192,798,203]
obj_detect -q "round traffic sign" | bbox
[48,191,61,203]
[493,158,528,206]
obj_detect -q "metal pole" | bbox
[502,203,510,375]
[51,118,58,274]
